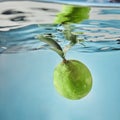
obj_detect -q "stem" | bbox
[62,56,67,63]
[63,41,75,54]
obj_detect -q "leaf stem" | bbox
[37,24,81,61]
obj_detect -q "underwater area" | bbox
[0,0,120,120]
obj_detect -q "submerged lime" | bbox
[54,60,92,100]
[37,23,93,100]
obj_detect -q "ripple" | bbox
[0,22,120,54]
[0,1,120,54]
[2,9,24,15]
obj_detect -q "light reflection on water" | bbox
[0,1,120,53]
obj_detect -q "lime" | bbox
[54,60,92,100]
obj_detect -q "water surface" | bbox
[0,1,120,53]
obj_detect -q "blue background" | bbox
[0,50,120,120]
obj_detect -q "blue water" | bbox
[0,1,120,120]
[0,50,120,120]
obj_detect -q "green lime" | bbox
[54,60,92,100]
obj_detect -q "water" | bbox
[0,1,120,120]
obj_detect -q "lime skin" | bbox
[53,60,92,100]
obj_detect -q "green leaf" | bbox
[51,48,65,59]
[37,35,62,51]
[37,34,65,59]
[54,6,90,24]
